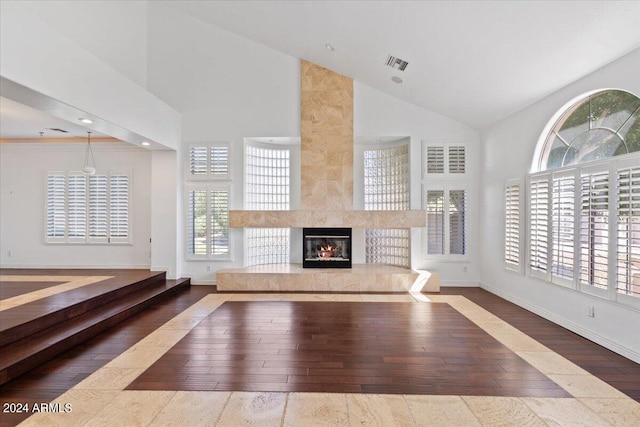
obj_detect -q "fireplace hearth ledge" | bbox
[216,264,440,293]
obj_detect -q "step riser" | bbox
[0,273,167,347]
[0,279,189,386]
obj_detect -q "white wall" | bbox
[480,48,640,362]
[0,0,181,150]
[19,0,149,88]
[0,143,152,268]
[354,82,481,285]
[146,3,300,283]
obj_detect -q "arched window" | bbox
[506,89,640,308]
[538,89,640,171]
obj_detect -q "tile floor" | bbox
[12,292,640,426]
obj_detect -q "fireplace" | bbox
[303,228,352,268]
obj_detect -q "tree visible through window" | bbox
[526,89,640,305]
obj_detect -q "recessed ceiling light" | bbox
[325,43,335,51]
[79,118,93,124]
[141,141,151,146]
[391,76,403,84]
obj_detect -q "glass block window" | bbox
[244,228,290,267]
[244,143,292,267]
[363,143,410,267]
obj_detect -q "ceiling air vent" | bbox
[47,128,69,133]
[386,55,409,71]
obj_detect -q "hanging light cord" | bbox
[84,131,96,170]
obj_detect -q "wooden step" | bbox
[0,278,190,386]
[0,271,167,347]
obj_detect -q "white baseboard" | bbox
[440,280,480,287]
[190,279,217,286]
[480,281,640,364]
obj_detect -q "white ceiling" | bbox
[0,97,109,140]
[162,0,640,129]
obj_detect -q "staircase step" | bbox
[0,271,167,347]
[0,278,189,386]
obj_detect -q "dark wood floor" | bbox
[1,284,639,426]
[127,300,569,396]
[0,281,65,300]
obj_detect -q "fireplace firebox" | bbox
[303,228,352,268]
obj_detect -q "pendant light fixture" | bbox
[83,131,96,175]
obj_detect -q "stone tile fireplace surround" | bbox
[218,61,435,292]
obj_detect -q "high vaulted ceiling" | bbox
[163,0,640,129]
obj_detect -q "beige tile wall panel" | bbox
[216,264,421,292]
[229,210,427,228]
[301,60,354,211]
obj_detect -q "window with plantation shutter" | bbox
[425,190,445,255]
[189,146,208,176]
[551,174,575,284]
[67,174,87,240]
[45,171,131,244]
[448,145,466,174]
[449,190,467,255]
[579,171,609,291]
[186,186,230,260]
[88,175,108,242]
[504,181,521,270]
[423,188,467,257]
[109,175,129,241]
[210,190,229,256]
[529,176,550,276]
[185,142,232,261]
[617,166,640,299]
[426,146,445,174]
[46,173,66,242]
[529,89,640,309]
[187,143,230,180]
[423,142,467,176]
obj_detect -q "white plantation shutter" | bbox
[579,171,609,291]
[187,189,208,258]
[617,165,640,299]
[187,143,230,179]
[529,176,550,277]
[211,146,229,177]
[448,145,466,174]
[67,174,87,241]
[505,181,521,269]
[88,175,108,242]
[425,190,445,254]
[551,174,575,285]
[425,146,445,174]
[189,146,208,176]
[210,189,229,256]
[46,171,131,244]
[46,173,66,242]
[109,174,129,241]
[449,189,467,255]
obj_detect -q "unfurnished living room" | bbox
[1,1,639,426]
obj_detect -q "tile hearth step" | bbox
[216,264,439,293]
